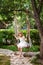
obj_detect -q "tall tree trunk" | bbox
[34,14,43,59]
[13,16,21,36]
[31,0,43,59]
[26,15,30,43]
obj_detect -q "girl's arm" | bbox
[14,34,19,40]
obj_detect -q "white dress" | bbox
[17,36,31,48]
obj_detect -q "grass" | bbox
[0,45,40,52]
[0,54,10,65]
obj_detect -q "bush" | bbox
[0,45,39,52]
[0,45,18,51]
[29,45,40,52]
[21,30,26,37]
[0,29,40,45]
[30,29,40,45]
[0,29,17,45]
[22,29,40,45]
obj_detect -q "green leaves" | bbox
[0,0,15,22]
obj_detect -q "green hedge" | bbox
[0,45,40,52]
[0,29,16,45]
[0,29,40,45]
[22,29,40,45]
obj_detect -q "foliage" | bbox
[0,45,18,51]
[0,0,43,28]
[0,45,39,52]
[0,0,15,21]
[0,0,15,28]
[21,30,26,37]
[0,29,16,45]
[30,29,40,45]
[22,29,40,45]
[23,45,40,52]
[29,45,40,52]
[0,0,42,29]
[0,29,40,45]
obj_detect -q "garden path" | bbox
[0,49,33,65]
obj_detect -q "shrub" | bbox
[29,45,40,52]
[30,29,40,45]
[0,29,16,45]
[0,29,40,45]
[0,45,39,52]
[22,29,40,45]
[21,30,26,37]
[0,45,18,51]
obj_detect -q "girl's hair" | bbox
[18,32,23,37]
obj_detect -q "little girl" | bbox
[15,32,32,57]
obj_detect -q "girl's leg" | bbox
[18,47,23,57]
[20,48,22,57]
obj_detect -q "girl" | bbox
[15,32,32,57]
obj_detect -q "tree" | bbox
[0,0,43,60]
[13,16,21,36]
[14,0,43,60]
[0,0,15,28]
[25,12,30,43]
[31,0,43,59]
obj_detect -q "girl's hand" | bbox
[14,35,19,40]
[25,38,27,41]
[23,36,27,41]
[13,34,18,39]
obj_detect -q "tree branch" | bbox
[31,0,38,14]
[31,0,43,35]
[38,0,43,14]
[14,9,34,18]
[1,21,8,27]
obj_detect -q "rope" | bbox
[29,37,32,47]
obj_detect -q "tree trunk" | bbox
[26,15,30,43]
[33,7,43,59]
[35,16,43,59]
[40,36,43,59]
[13,16,21,36]
[31,0,43,59]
